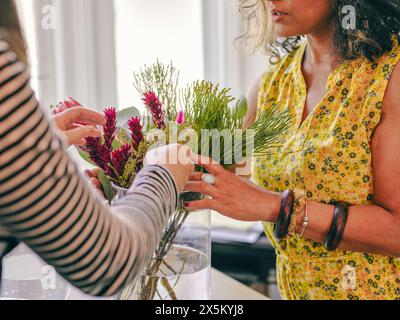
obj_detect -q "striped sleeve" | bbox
[0,41,178,297]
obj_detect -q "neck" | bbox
[305,26,342,70]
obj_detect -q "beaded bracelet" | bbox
[288,190,307,237]
[298,201,310,238]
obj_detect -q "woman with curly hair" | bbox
[185,0,400,299]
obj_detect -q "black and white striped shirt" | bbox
[0,41,178,296]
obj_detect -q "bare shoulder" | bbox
[372,59,400,210]
[243,76,262,129]
[376,59,400,140]
[382,59,400,117]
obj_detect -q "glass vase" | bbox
[0,244,71,300]
[112,185,211,300]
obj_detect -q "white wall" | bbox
[114,0,204,112]
[202,0,267,99]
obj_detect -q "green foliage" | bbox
[98,170,115,204]
[236,95,248,118]
[182,80,241,132]
[182,80,292,168]
[133,60,179,120]
[77,149,95,166]
[120,155,138,189]
[224,104,292,165]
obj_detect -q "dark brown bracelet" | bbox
[324,201,349,251]
[274,190,295,240]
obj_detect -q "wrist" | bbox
[257,191,282,223]
[294,202,307,234]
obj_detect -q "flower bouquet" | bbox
[55,61,291,300]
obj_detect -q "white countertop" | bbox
[68,268,269,301]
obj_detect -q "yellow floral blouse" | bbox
[254,35,400,300]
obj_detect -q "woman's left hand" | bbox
[52,107,106,147]
[184,154,282,222]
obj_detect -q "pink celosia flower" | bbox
[176,111,185,125]
[142,91,165,129]
[128,116,144,151]
[103,107,117,151]
[85,137,110,174]
[84,108,119,179]
[110,144,132,176]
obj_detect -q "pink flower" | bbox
[85,137,110,174]
[53,97,81,115]
[84,108,119,179]
[128,116,144,151]
[176,111,185,125]
[110,144,132,176]
[142,91,165,129]
[103,107,117,151]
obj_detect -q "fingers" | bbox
[68,97,82,106]
[90,177,101,189]
[144,144,194,168]
[65,125,100,146]
[64,107,106,126]
[184,181,220,198]
[184,198,221,211]
[84,168,101,179]
[91,179,105,199]
[190,153,225,175]
[84,170,105,199]
[189,172,203,182]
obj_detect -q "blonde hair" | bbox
[238,0,275,54]
[238,0,303,64]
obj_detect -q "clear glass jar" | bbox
[0,244,71,300]
[113,186,211,300]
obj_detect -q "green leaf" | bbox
[117,107,141,128]
[118,128,128,144]
[112,139,122,150]
[76,148,96,166]
[235,95,248,118]
[98,171,115,205]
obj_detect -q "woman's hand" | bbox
[84,168,106,199]
[184,154,282,222]
[144,144,195,193]
[52,107,106,147]
[85,144,194,197]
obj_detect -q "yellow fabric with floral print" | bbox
[254,35,400,300]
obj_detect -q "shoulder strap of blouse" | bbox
[363,35,400,142]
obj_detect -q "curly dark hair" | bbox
[239,0,400,64]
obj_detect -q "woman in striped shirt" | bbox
[0,0,193,297]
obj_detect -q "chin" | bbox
[275,26,306,39]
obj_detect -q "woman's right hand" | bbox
[144,144,194,192]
